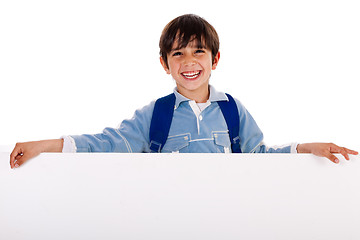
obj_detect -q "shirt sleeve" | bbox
[253,142,299,153]
[69,101,155,153]
[61,135,77,153]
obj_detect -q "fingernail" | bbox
[334,159,339,164]
[15,163,19,168]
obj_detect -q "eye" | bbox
[195,49,205,54]
[172,51,182,56]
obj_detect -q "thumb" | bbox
[324,151,339,164]
[13,150,40,168]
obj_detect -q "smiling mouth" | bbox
[181,70,202,80]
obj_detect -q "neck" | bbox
[177,86,210,103]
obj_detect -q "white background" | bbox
[1,0,359,150]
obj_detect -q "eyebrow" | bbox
[170,45,206,53]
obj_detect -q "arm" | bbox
[233,99,358,160]
[70,101,154,153]
[9,101,155,168]
[297,142,358,164]
[254,143,298,153]
[10,139,64,169]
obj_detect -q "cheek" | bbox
[200,56,213,69]
[202,60,213,71]
[168,62,179,73]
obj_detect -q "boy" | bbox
[10,14,358,169]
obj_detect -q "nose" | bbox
[183,54,196,67]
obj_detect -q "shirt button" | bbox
[199,115,203,121]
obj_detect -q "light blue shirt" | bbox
[68,86,296,153]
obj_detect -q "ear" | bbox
[212,51,220,70]
[160,56,170,74]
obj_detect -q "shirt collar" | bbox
[173,85,229,108]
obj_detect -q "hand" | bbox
[10,139,64,169]
[297,142,358,164]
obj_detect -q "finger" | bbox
[330,145,357,161]
[324,152,339,164]
[13,154,32,168]
[328,144,348,160]
[339,148,350,160]
[343,148,358,155]
[329,143,342,153]
[14,154,24,168]
[330,146,350,160]
[10,147,22,169]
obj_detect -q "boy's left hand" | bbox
[297,143,358,164]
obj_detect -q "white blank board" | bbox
[1,152,360,240]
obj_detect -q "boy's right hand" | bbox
[10,139,64,169]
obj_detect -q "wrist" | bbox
[41,139,64,152]
[297,143,304,153]
[296,143,311,154]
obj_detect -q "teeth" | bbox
[182,71,200,79]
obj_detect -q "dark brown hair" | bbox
[159,14,219,68]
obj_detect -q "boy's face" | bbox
[160,38,220,102]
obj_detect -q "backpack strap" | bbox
[149,93,176,152]
[149,92,242,153]
[217,93,242,153]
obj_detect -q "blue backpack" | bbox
[149,93,242,153]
